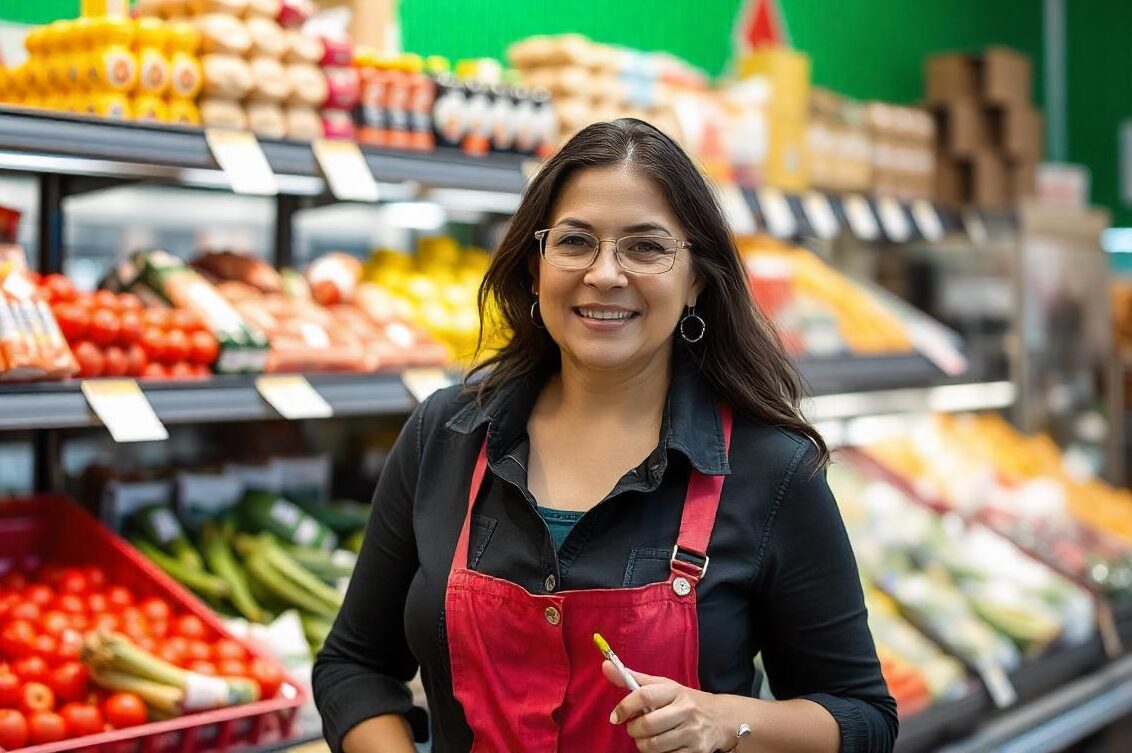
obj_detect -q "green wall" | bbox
[0,1,79,25]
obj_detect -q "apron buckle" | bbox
[670,544,710,579]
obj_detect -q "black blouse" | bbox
[313,353,898,752]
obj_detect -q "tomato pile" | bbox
[0,564,283,749]
[37,274,219,381]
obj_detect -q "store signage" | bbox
[205,128,279,196]
[81,379,168,443]
[876,197,912,242]
[756,186,796,239]
[802,192,838,239]
[313,138,380,202]
[842,194,880,241]
[910,199,944,242]
[402,368,454,403]
[255,375,333,419]
[715,183,757,236]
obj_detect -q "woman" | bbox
[314,119,897,753]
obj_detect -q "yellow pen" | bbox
[593,633,652,713]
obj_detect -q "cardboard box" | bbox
[1010,160,1037,199]
[926,54,978,103]
[978,46,1031,105]
[971,150,1008,208]
[738,47,811,118]
[317,0,400,53]
[934,153,965,207]
[931,98,988,157]
[987,104,1043,160]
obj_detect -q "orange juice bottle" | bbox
[166,22,202,101]
[135,18,170,97]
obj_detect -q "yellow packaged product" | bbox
[135,18,171,97]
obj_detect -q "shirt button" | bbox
[544,606,561,625]
[545,574,557,592]
[672,577,691,596]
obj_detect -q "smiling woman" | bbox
[313,119,897,753]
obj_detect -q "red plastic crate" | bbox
[0,495,307,753]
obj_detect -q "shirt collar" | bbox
[446,347,730,476]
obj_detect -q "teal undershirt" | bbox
[537,506,585,550]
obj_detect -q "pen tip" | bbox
[593,633,610,655]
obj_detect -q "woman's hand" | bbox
[603,661,736,753]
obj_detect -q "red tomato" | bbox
[106,586,133,609]
[141,362,168,380]
[38,610,69,638]
[173,615,207,641]
[25,584,55,608]
[139,326,167,362]
[116,293,143,312]
[84,567,107,591]
[248,658,283,699]
[60,701,103,738]
[93,290,119,310]
[42,274,76,304]
[188,330,219,365]
[88,613,120,634]
[162,636,189,656]
[0,671,21,707]
[1,620,37,658]
[0,708,27,749]
[169,361,196,379]
[124,342,149,377]
[117,310,142,345]
[72,341,104,379]
[73,292,95,311]
[157,645,183,666]
[168,310,199,333]
[57,567,88,596]
[55,594,84,616]
[10,601,41,622]
[141,308,169,331]
[102,345,128,377]
[19,681,54,714]
[103,693,146,728]
[188,660,216,676]
[14,657,49,684]
[216,659,247,677]
[27,710,66,744]
[31,635,57,662]
[47,663,88,704]
[88,309,120,347]
[86,593,109,615]
[148,618,169,639]
[136,636,158,653]
[162,329,190,365]
[52,302,89,341]
[54,632,82,664]
[192,363,212,378]
[138,597,171,623]
[184,640,211,662]
[211,638,247,662]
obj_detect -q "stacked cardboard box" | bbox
[864,102,935,200]
[808,88,872,194]
[737,47,811,192]
[927,47,1042,208]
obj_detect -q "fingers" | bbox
[611,682,679,724]
[602,660,626,688]
[625,704,682,739]
[631,725,695,753]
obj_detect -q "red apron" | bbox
[444,406,733,752]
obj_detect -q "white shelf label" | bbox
[82,379,169,443]
[802,192,839,239]
[843,194,880,241]
[402,368,454,403]
[911,199,944,242]
[757,186,797,239]
[205,128,279,196]
[313,138,380,203]
[715,183,757,236]
[255,375,333,419]
[962,207,989,245]
[876,197,912,242]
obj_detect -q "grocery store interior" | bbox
[2,0,1132,751]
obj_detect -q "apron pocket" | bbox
[622,547,672,587]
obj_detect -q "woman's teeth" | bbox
[578,309,634,320]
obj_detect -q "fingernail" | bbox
[609,710,619,724]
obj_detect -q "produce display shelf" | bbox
[0,106,529,194]
[797,353,963,395]
[0,372,418,430]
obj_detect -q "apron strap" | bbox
[671,403,733,585]
[450,441,490,574]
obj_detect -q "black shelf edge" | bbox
[0,107,528,194]
[797,353,951,395]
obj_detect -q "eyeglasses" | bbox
[534,227,690,275]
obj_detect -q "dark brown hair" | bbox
[469,118,827,465]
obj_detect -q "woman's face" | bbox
[535,165,701,375]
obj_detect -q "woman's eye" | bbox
[626,239,665,255]
[558,234,592,247]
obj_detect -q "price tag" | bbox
[402,367,454,403]
[714,183,757,236]
[255,375,333,419]
[876,197,912,242]
[802,192,839,239]
[312,138,380,202]
[962,207,989,245]
[911,199,944,242]
[81,379,169,443]
[842,194,880,241]
[757,186,797,239]
[205,128,279,195]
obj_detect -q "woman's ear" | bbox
[528,255,540,294]
[686,272,705,308]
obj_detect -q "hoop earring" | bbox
[679,306,705,343]
[530,299,545,329]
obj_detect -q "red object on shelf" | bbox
[0,496,306,753]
